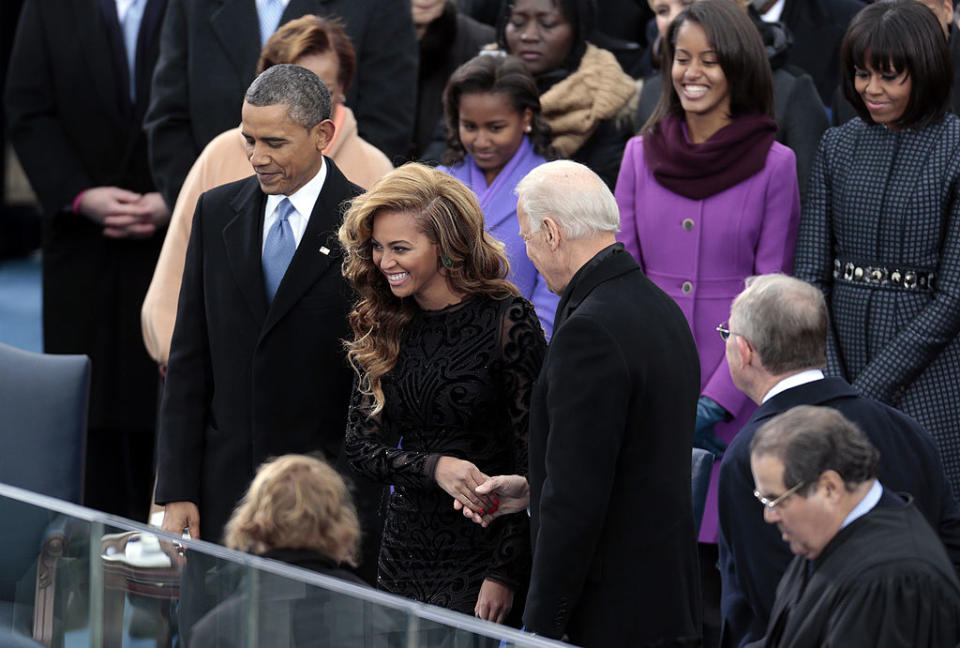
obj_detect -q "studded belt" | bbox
[833,259,936,290]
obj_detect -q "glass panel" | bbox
[0,484,567,647]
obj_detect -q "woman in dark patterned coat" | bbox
[794,0,960,496]
[338,163,545,622]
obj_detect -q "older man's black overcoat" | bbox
[524,244,702,647]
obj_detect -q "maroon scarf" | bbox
[643,113,778,200]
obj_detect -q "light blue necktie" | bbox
[121,0,147,101]
[262,198,297,303]
[258,0,285,46]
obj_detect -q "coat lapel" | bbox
[223,178,270,324]
[209,0,261,85]
[554,245,637,331]
[750,377,859,424]
[75,0,123,122]
[259,159,351,340]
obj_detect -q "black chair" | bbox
[691,448,715,537]
[0,342,89,645]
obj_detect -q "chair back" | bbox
[0,342,89,502]
[691,448,715,536]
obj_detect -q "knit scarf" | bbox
[643,112,777,200]
[539,43,639,157]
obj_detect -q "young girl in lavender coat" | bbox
[437,54,560,336]
[614,0,801,544]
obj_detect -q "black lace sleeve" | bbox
[500,296,546,477]
[344,381,440,489]
[485,297,546,588]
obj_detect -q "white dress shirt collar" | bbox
[761,369,825,404]
[841,479,883,530]
[760,0,786,22]
[262,160,327,252]
[255,0,291,9]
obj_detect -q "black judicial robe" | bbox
[751,492,960,648]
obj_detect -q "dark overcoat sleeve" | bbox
[775,71,828,202]
[155,195,213,505]
[523,314,631,638]
[717,431,795,647]
[5,0,93,215]
[143,0,200,209]
[348,0,417,162]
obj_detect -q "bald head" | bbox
[515,160,620,239]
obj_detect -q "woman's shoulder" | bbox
[489,293,539,324]
[767,140,798,166]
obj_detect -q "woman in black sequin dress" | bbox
[338,163,546,622]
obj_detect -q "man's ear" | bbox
[313,119,336,151]
[819,470,846,503]
[542,216,562,251]
[735,334,754,368]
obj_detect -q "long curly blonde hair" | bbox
[224,454,360,566]
[338,163,519,415]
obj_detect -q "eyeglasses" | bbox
[716,322,734,341]
[753,481,806,510]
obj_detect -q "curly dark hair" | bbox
[338,163,519,414]
[441,53,554,166]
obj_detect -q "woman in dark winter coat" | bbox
[794,0,960,497]
[495,0,639,188]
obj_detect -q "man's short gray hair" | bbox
[750,406,880,495]
[515,160,620,239]
[245,63,332,130]
[730,274,827,375]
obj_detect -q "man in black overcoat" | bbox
[746,406,960,647]
[468,161,702,646]
[156,65,363,549]
[144,0,416,209]
[717,273,960,648]
[5,0,170,522]
[762,0,865,106]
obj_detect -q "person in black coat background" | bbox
[412,0,495,162]
[144,0,417,210]
[716,274,960,648]
[469,160,702,646]
[757,0,864,107]
[5,0,169,522]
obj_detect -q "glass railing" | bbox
[0,482,572,647]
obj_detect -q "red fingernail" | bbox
[479,509,485,514]
[494,498,500,505]
[489,506,498,513]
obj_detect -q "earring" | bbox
[442,254,453,268]
[524,125,532,133]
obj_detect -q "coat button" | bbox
[682,218,695,231]
[681,281,693,294]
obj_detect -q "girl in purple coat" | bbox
[614,0,801,544]
[437,54,560,336]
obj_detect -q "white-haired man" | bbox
[464,161,702,646]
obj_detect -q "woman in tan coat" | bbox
[141,15,392,367]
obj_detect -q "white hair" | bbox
[515,160,620,239]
